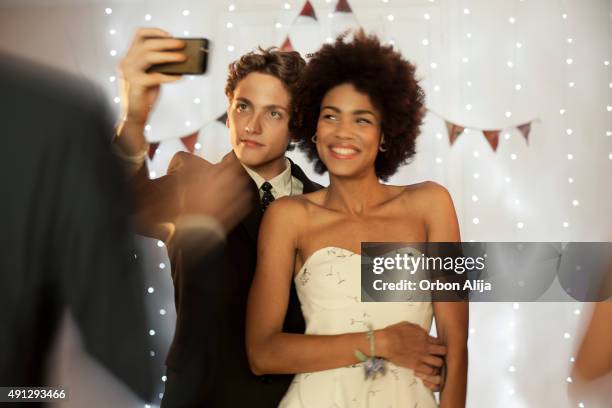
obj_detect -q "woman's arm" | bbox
[424,182,468,408]
[246,198,373,374]
[246,197,442,376]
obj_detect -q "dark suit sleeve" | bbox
[163,225,226,406]
[50,88,155,402]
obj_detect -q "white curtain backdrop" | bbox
[1,0,610,407]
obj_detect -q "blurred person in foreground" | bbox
[0,54,154,406]
[111,28,320,407]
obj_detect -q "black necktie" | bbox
[261,181,275,212]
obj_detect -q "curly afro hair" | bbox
[290,31,425,181]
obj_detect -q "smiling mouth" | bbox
[241,138,264,148]
[329,145,359,159]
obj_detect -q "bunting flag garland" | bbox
[299,1,317,20]
[335,0,353,13]
[446,121,465,145]
[280,36,294,52]
[482,130,501,151]
[517,122,532,145]
[433,108,537,150]
[145,0,536,162]
[216,112,227,125]
[180,131,199,153]
[148,142,160,160]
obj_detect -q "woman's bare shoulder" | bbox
[264,189,328,224]
[400,181,452,202]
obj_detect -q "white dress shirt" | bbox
[241,157,304,199]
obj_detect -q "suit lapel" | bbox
[289,158,322,193]
[241,178,262,242]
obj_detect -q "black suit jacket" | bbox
[128,153,322,407]
[0,55,154,403]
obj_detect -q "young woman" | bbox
[246,32,468,407]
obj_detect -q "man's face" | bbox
[227,72,291,170]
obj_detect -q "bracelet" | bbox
[110,142,148,165]
[354,323,387,380]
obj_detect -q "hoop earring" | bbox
[311,134,317,143]
[379,133,387,152]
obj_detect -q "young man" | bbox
[112,28,322,407]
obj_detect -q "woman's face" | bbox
[315,83,382,179]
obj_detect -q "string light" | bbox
[105,7,112,15]
[228,4,235,11]
[182,9,190,16]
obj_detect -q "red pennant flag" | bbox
[148,142,160,160]
[299,0,317,20]
[335,0,353,13]
[517,122,532,145]
[180,131,199,153]
[445,121,465,145]
[482,130,501,151]
[216,112,227,124]
[281,37,294,52]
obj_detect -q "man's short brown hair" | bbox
[225,47,306,110]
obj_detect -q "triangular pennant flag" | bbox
[335,0,353,13]
[482,130,501,151]
[148,142,160,160]
[281,36,294,51]
[445,121,465,145]
[299,0,317,20]
[180,131,199,153]
[216,112,228,125]
[517,122,532,145]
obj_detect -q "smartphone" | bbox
[147,38,209,75]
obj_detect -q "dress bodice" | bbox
[279,246,438,408]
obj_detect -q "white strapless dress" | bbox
[279,247,438,408]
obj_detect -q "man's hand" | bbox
[115,28,186,155]
[377,321,447,391]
